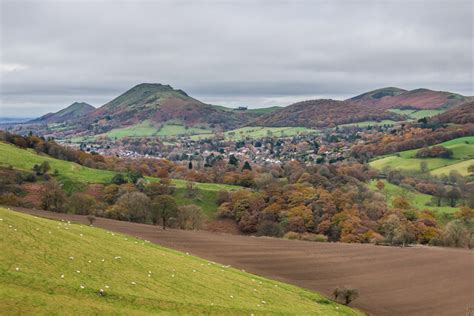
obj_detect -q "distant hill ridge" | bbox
[28,102,95,124]
[347,87,468,110]
[252,99,404,128]
[26,84,470,131]
[90,83,258,130]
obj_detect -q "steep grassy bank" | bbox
[0,208,360,315]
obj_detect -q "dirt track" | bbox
[13,208,474,316]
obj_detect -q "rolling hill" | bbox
[368,180,460,217]
[0,208,360,315]
[430,100,474,124]
[252,99,403,128]
[0,141,239,216]
[369,136,474,176]
[348,87,469,110]
[89,83,259,131]
[28,102,95,124]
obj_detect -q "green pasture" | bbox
[370,136,474,176]
[0,208,360,315]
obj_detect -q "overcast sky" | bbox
[0,0,473,117]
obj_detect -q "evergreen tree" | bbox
[242,161,252,171]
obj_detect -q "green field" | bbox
[370,136,474,176]
[245,107,282,114]
[369,180,459,216]
[0,141,237,191]
[430,159,473,176]
[211,105,282,114]
[0,142,116,184]
[339,120,398,128]
[105,121,159,138]
[0,208,360,315]
[389,109,445,120]
[0,142,238,216]
[101,121,212,140]
[191,126,317,141]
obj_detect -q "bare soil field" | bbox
[12,208,474,316]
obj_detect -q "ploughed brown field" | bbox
[14,208,474,316]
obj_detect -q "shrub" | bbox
[23,173,37,182]
[0,193,20,206]
[115,191,151,223]
[68,192,97,215]
[185,181,199,198]
[416,145,453,158]
[216,190,230,205]
[111,173,127,185]
[256,220,284,237]
[151,195,178,229]
[283,231,300,240]
[87,215,96,226]
[176,205,204,230]
[300,233,328,242]
[40,181,67,213]
[443,220,470,248]
[333,286,359,305]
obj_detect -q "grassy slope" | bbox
[191,126,317,141]
[370,136,474,175]
[369,180,459,216]
[101,121,212,140]
[339,120,398,128]
[0,141,237,191]
[0,142,115,184]
[388,109,445,120]
[105,121,159,139]
[0,142,238,216]
[211,106,282,114]
[245,107,282,114]
[431,159,473,176]
[0,208,360,315]
[155,123,211,137]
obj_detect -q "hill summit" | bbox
[253,99,403,128]
[89,83,258,130]
[29,102,95,124]
[347,87,467,109]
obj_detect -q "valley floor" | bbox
[11,207,474,316]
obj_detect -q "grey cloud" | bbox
[0,0,472,117]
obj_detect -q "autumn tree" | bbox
[419,161,429,173]
[68,192,96,215]
[216,190,230,205]
[380,214,401,245]
[111,173,127,185]
[151,195,178,229]
[446,188,461,207]
[393,222,415,247]
[376,180,385,191]
[177,205,204,230]
[392,196,410,209]
[40,181,67,212]
[333,287,359,305]
[443,220,470,248]
[113,191,151,222]
[185,181,199,198]
[144,179,175,198]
